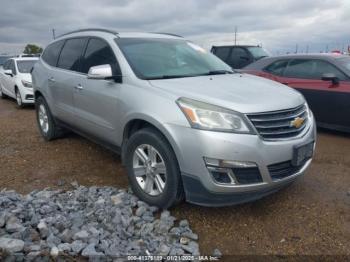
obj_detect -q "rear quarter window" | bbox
[264,60,289,75]
[212,47,230,61]
[42,40,65,67]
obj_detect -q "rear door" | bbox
[3,60,17,97]
[73,37,121,143]
[53,37,88,125]
[278,59,350,130]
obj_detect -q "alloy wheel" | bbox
[132,144,167,196]
[38,104,49,133]
[16,91,22,106]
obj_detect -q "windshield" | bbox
[16,60,37,73]
[246,47,270,59]
[339,57,350,71]
[115,38,233,80]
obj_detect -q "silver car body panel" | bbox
[32,30,317,206]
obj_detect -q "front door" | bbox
[73,37,122,144]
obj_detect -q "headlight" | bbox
[21,80,32,88]
[176,97,254,133]
[304,102,312,118]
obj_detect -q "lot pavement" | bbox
[0,98,349,256]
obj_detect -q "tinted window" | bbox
[17,60,37,73]
[314,60,348,81]
[42,40,64,67]
[228,47,250,69]
[284,59,348,80]
[82,38,118,74]
[265,60,288,75]
[57,38,87,72]
[246,47,270,59]
[2,60,10,70]
[213,47,230,61]
[9,60,16,75]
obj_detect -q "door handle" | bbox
[75,84,83,90]
[48,77,55,83]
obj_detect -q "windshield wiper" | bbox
[205,70,234,75]
[145,74,204,80]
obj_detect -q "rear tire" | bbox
[125,128,185,208]
[35,96,65,141]
[0,86,7,99]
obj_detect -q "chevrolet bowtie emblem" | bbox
[290,117,305,128]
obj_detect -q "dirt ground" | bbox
[0,98,349,257]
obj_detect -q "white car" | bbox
[0,57,38,107]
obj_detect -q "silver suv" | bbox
[32,29,316,208]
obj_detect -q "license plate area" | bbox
[292,141,314,167]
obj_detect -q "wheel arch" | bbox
[121,116,183,170]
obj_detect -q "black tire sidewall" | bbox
[125,128,182,208]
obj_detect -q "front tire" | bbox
[15,89,25,108]
[35,96,64,141]
[125,128,184,208]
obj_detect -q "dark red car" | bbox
[242,54,350,132]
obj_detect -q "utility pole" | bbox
[326,44,329,53]
[52,29,56,40]
[295,44,298,54]
[234,26,237,45]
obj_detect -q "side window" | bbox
[9,60,16,75]
[313,60,348,81]
[212,47,230,62]
[57,38,87,72]
[81,38,119,74]
[264,60,289,76]
[284,59,316,79]
[228,47,250,69]
[42,40,65,67]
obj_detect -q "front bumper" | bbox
[20,87,34,104]
[165,115,316,206]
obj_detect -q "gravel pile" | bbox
[0,183,200,260]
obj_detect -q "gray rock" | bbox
[5,216,24,233]
[0,212,6,227]
[182,231,198,240]
[81,243,104,257]
[181,241,199,255]
[58,243,71,252]
[135,206,147,217]
[59,229,73,243]
[46,233,61,248]
[37,220,49,238]
[179,219,189,228]
[110,195,123,206]
[71,240,86,253]
[212,248,222,257]
[0,237,24,252]
[74,230,89,241]
[29,245,41,251]
[50,246,59,257]
[158,244,171,256]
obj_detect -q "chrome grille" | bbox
[247,104,308,140]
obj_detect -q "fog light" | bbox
[204,157,257,168]
[207,166,235,184]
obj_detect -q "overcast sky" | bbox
[0,0,349,54]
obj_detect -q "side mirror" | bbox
[321,73,339,86]
[4,69,13,77]
[87,64,113,80]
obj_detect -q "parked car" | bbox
[0,57,38,107]
[242,54,350,132]
[211,45,270,69]
[32,29,316,208]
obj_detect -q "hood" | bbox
[149,73,305,113]
[19,73,32,83]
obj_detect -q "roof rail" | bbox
[151,32,183,38]
[57,28,119,38]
